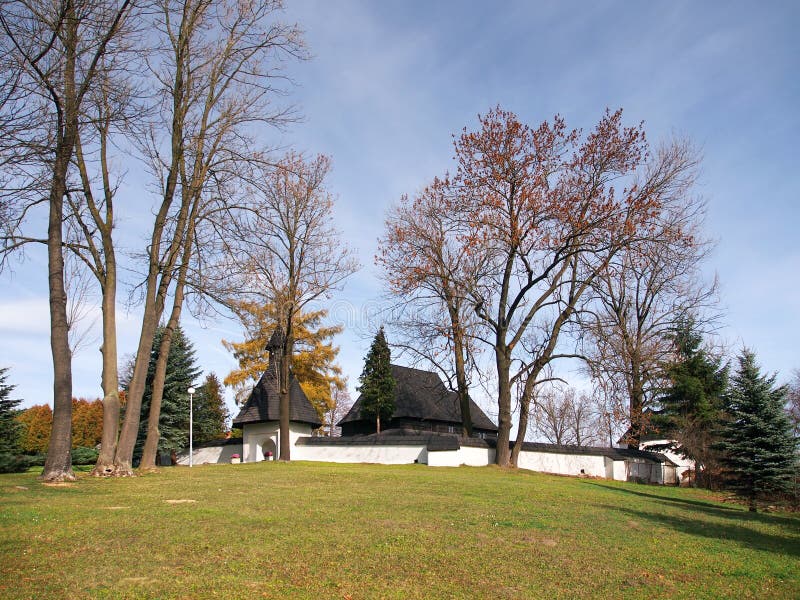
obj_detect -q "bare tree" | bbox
[378,179,482,436]
[532,388,572,446]
[579,141,715,446]
[530,386,598,447]
[327,385,352,437]
[223,153,358,459]
[445,108,694,467]
[64,49,146,474]
[0,0,135,481]
[565,388,597,447]
[113,0,307,474]
[64,253,99,356]
[788,369,800,438]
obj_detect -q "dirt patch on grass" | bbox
[120,577,157,585]
[42,482,76,487]
[103,506,130,510]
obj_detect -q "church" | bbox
[182,329,677,484]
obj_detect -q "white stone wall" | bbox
[611,459,628,481]
[293,442,428,465]
[176,443,242,465]
[242,421,314,462]
[516,449,608,478]
[427,445,495,467]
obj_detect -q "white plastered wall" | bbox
[426,445,495,467]
[242,421,314,462]
[292,443,428,464]
[176,443,242,465]
[516,450,608,478]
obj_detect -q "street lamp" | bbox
[188,386,195,468]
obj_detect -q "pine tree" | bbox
[657,318,728,487]
[357,327,395,434]
[194,373,228,444]
[0,368,22,454]
[133,326,201,462]
[717,349,798,511]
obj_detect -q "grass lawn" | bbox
[1,462,798,599]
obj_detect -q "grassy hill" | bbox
[1,462,798,599]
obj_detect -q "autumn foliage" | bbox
[16,398,104,454]
[223,301,346,419]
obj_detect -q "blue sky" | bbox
[1,1,798,424]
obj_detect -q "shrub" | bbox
[0,453,30,473]
[71,446,99,465]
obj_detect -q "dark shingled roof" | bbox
[232,364,322,427]
[296,429,489,451]
[339,364,497,432]
[517,441,676,465]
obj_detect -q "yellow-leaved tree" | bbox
[223,301,346,421]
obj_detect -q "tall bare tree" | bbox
[579,141,715,446]
[113,0,306,474]
[225,153,358,459]
[449,108,692,466]
[0,0,134,481]
[63,50,146,474]
[531,386,598,447]
[378,179,481,437]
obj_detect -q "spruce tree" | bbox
[133,326,201,462]
[657,318,728,487]
[0,368,22,455]
[357,327,395,434]
[194,373,228,444]
[717,349,798,511]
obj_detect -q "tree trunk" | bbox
[41,9,80,483]
[278,330,293,461]
[628,365,644,448]
[114,294,163,475]
[92,256,119,475]
[449,307,473,438]
[41,166,76,482]
[511,374,537,467]
[495,348,512,467]
[138,321,177,470]
[376,414,381,435]
[140,217,194,470]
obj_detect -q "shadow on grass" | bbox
[584,482,800,557]
[600,502,800,558]
[585,481,800,529]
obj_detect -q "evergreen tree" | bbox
[194,373,228,444]
[357,327,396,434]
[717,349,798,511]
[133,326,201,461]
[657,318,728,487]
[0,368,22,454]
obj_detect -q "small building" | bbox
[338,364,498,438]
[230,328,322,462]
[516,442,678,485]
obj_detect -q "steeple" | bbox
[266,326,285,369]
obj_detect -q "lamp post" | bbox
[188,386,195,468]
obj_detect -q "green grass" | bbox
[1,462,798,599]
